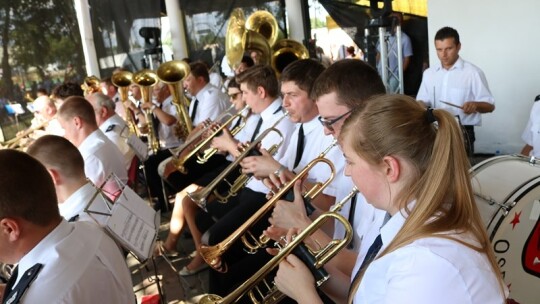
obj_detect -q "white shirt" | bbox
[156,95,182,149]
[45,118,65,137]
[352,208,506,304]
[59,182,110,226]
[190,83,229,126]
[99,114,135,170]
[521,101,540,157]
[13,220,134,304]
[78,129,128,198]
[244,99,295,194]
[416,57,494,126]
[226,109,259,162]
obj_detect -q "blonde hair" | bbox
[341,94,505,301]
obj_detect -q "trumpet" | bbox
[168,104,248,174]
[199,156,335,273]
[132,69,160,154]
[198,210,353,304]
[188,112,289,209]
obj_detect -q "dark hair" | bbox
[227,77,240,90]
[27,135,86,180]
[51,82,84,99]
[235,65,279,98]
[58,96,98,127]
[280,59,325,94]
[346,46,355,55]
[241,55,255,67]
[0,150,60,226]
[311,59,385,110]
[434,26,460,45]
[189,62,210,84]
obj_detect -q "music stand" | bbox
[5,103,25,132]
[84,174,168,304]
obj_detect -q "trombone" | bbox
[168,104,249,174]
[198,209,352,304]
[4,117,53,149]
[188,112,289,209]
[199,156,335,273]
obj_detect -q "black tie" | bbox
[348,233,382,300]
[347,194,358,249]
[250,117,263,142]
[232,116,242,130]
[190,98,199,122]
[2,263,43,304]
[293,124,304,169]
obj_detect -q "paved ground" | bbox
[129,211,210,304]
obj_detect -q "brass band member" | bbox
[275,95,507,303]
[87,92,136,171]
[156,77,254,256]
[149,62,229,211]
[266,60,387,303]
[57,96,127,199]
[0,150,134,303]
[50,81,84,108]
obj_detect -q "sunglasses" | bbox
[228,92,242,99]
[318,109,353,132]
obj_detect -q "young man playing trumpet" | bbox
[157,65,295,277]
[264,59,388,303]
[194,60,347,296]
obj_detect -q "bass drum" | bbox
[471,155,540,303]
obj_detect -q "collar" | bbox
[78,129,104,150]
[99,114,124,133]
[379,203,411,247]
[59,182,95,215]
[260,98,283,122]
[16,220,71,286]
[436,56,464,71]
[300,115,321,136]
[195,83,213,101]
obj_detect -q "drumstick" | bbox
[439,100,463,110]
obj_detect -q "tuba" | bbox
[199,155,336,273]
[271,39,310,75]
[188,112,289,209]
[111,71,139,136]
[156,60,192,141]
[198,209,353,304]
[81,75,101,96]
[225,8,271,69]
[132,69,160,154]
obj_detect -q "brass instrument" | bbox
[245,10,280,48]
[81,75,101,96]
[156,60,192,141]
[4,117,53,149]
[199,156,335,273]
[196,105,250,164]
[225,8,271,69]
[271,39,310,74]
[198,210,352,304]
[132,69,160,154]
[167,104,247,174]
[188,112,289,209]
[111,71,139,136]
[0,263,13,283]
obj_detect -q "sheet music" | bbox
[104,186,157,261]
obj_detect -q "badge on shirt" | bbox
[105,124,116,133]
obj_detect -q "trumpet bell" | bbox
[111,71,133,88]
[132,69,159,87]
[157,60,190,84]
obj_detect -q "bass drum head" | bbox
[472,155,540,303]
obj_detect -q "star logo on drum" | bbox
[510,211,521,229]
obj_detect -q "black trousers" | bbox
[463,125,475,157]
[144,149,172,211]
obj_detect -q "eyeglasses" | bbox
[228,92,242,99]
[318,109,353,132]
